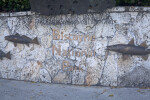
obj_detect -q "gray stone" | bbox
[118,66,150,87]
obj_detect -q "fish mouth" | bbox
[5,36,8,40]
[106,46,111,50]
[5,36,11,41]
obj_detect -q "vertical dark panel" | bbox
[30,0,115,15]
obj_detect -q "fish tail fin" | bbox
[33,37,39,45]
[6,51,11,60]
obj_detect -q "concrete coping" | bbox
[0,11,34,17]
[0,7,150,17]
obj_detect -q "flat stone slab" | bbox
[0,79,150,100]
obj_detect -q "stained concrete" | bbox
[0,79,150,100]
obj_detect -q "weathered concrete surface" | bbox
[0,79,150,100]
[1,7,150,87]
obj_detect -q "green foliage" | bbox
[0,0,30,12]
[116,0,150,6]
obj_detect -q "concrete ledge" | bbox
[0,11,34,17]
[1,7,150,17]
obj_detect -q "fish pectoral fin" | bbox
[26,44,29,47]
[14,43,17,47]
[142,55,148,61]
[128,38,135,45]
[6,51,11,59]
[122,55,129,61]
[140,41,148,48]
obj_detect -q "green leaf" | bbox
[130,0,135,4]
[21,5,24,9]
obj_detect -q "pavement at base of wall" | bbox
[0,79,150,100]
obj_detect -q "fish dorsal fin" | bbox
[15,33,20,36]
[122,54,129,61]
[128,38,135,45]
[140,41,148,48]
[22,35,30,39]
[142,55,148,61]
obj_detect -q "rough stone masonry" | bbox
[0,7,150,87]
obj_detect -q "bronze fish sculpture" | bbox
[106,38,150,61]
[5,33,39,47]
[0,50,11,60]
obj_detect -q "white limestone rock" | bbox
[39,68,51,83]
[21,61,41,82]
[72,70,85,85]
[7,17,19,34]
[100,54,118,86]
[53,72,71,84]
[85,57,102,85]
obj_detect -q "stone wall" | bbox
[1,7,150,87]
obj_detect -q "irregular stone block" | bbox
[40,69,51,83]
[72,70,85,85]
[53,72,71,84]
[118,66,150,87]
[85,57,102,86]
